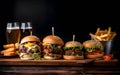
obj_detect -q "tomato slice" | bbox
[86,50,102,55]
[93,50,102,53]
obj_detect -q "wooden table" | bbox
[0,57,120,75]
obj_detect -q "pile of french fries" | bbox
[0,43,20,56]
[89,27,117,41]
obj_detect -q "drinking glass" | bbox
[20,22,32,39]
[6,22,21,44]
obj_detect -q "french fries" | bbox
[89,27,116,41]
[0,43,20,56]
[3,44,15,49]
[3,51,16,56]
[1,47,15,54]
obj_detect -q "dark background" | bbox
[0,0,120,58]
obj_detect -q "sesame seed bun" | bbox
[86,53,104,59]
[63,55,84,60]
[43,54,62,60]
[20,35,40,44]
[83,40,103,48]
[65,41,82,47]
[42,35,64,46]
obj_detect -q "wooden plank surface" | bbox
[0,56,119,66]
[0,58,94,66]
[93,59,119,66]
[0,58,119,74]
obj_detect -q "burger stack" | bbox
[63,41,84,60]
[42,35,64,60]
[83,40,104,59]
[19,35,42,60]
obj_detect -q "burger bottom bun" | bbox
[63,55,84,60]
[20,57,33,60]
[43,54,62,60]
[19,54,33,60]
[86,53,103,59]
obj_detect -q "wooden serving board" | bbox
[0,58,94,66]
[93,59,119,66]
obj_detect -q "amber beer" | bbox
[6,23,21,44]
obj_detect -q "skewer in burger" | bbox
[19,35,42,60]
[42,35,64,60]
[83,40,104,59]
[63,41,84,60]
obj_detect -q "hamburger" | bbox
[63,41,84,60]
[19,35,42,60]
[83,40,104,59]
[42,35,64,60]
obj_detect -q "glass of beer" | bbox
[6,22,21,44]
[20,22,32,39]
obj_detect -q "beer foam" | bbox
[26,27,32,29]
[7,27,20,29]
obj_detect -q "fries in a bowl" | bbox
[89,27,116,41]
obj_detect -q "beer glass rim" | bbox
[7,22,20,29]
[21,22,32,29]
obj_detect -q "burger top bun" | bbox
[65,41,82,47]
[83,40,103,48]
[42,35,64,46]
[20,35,40,44]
